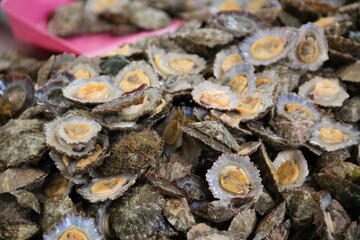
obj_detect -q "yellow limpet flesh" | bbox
[256,78,272,86]
[297,37,318,63]
[246,0,267,11]
[200,90,231,107]
[169,57,195,73]
[230,75,249,94]
[237,97,262,115]
[219,0,240,11]
[90,177,125,195]
[119,69,150,92]
[76,144,103,168]
[220,113,241,127]
[106,44,131,57]
[285,104,314,120]
[64,123,93,141]
[59,228,89,240]
[92,0,118,12]
[153,55,172,75]
[74,69,91,79]
[162,120,181,145]
[249,36,285,61]
[314,17,336,29]
[220,168,250,195]
[221,54,243,74]
[313,80,340,101]
[277,160,299,185]
[75,82,109,101]
[319,126,345,142]
[62,155,72,167]
[44,177,69,197]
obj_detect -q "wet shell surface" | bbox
[62,76,123,104]
[223,63,256,95]
[113,61,159,92]
[206,154,263,200]
[191,81,238,110]
[288,23,329,71]
[213,45,243,79]
[254,70,279,94]
[77,173,137,202]
[239,28,298,66]
[43,213,102,240]
[310,119,360,152]
[235,92,274,121]
[298,77,349,107]
[272,149,309,191]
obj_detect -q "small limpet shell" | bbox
[310,119,360,152]
[43,213,102,240]
[63,76,123,105]
[77,173,137,202]
[113,60,159,92]
[288,23,329,71]
[223,63,256,95]
[239,28,298,66]
[213,45,244,79]
[298,77,349,107]
[254,70,279,94]
[235,92,274,121]
[272,149,309,191]
[191,81,238,110]
[206,154,263,200]
[162,74,204,93]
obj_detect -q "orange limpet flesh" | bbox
[200,90,231,107]
[153,55,171,75]
[285,104,314,120]
[319,126,345,142]
[230,75,249,94]
[313,80,340,101]
[256,78,272,86]
[246,0,267,11]
[277,160,299,185]
[74,69,91,79]
[249,36,285,61]
[59,228,89,240]
[162,120,181,145]
[92,0,118,12]
[237,97,261,115]
[119,69,150,92]
[106,44,131,57]
[221,54,243,74]
[169,58,195,73]
[220,167,250,195]
[297,37,318,63]
[314,17,336,29]
[76,144,103,168]
[64,123,94,141]
[219,0,241,11]
[75,82,109,101]
[90,177,126,195]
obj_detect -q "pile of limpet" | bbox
[1,0,360,239]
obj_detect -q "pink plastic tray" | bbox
[1,0,183,57]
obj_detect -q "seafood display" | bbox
[1,0,360,239]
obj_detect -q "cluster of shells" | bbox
[1,0,360,239]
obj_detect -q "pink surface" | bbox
[1,0,183,57]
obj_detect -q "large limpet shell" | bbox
[63,76,123,105]
[298,77,349,107]
[206,154,263,200]
[213,45,244,79]
[77,173,137,202]
[239,28,298,66]
[310,119,360,152]
[288,23,329,71]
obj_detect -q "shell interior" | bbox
[213,45,243,79]
[206,154,263,200]
[223,63,256,95]
[235,92,274,121]
[254,70,279,93]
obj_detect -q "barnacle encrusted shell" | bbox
[272,149,309,191]
[255,70,279,94]
[213,45,243,79]
[223,63,256,95]
[44,115,100,157]
[335,96,360,123]
[310,119,360,152]
[288,23,329,71]
[77,173,137,202]
[147,46,206,77]
[62,76,123,104]
[163,198,196,233]
[206,154,263,200]
[191,81,238,110]
[43,213,102,240]
[109,184,166,240]
[228,209,257,239]
[298,77,349,107]
[239,28,298,66]
[113,61,159,92]
[235,92,274,121]
[182,121,240,153]
[99,128,163,175]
